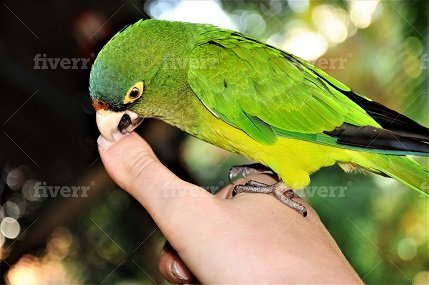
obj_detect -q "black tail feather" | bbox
[325,124,429,155]
[343,91,429,142]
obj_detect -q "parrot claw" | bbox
[228,163,274,183]
[233,181,307,217]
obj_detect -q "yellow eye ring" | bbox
[124,81,144,104]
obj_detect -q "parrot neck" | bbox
[141,67,204,137]
[163,89,206,137]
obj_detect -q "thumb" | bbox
[97,131,213,236]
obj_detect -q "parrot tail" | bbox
[361,154,429,197]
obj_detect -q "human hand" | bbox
[98,132,362,284]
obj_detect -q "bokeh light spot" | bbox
[1,217,21,239]
[6,168,25,190]
[287,0,309,13]
[312,5,349,44]
[413,271,429,284]
[153,0,237,30]
[4,201,21,219]
[349,0,379,29]
[397,237,417,261]
[282,27,328,61]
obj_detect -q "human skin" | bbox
[98,131,362,284]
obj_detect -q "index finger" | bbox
[98,132,215,240]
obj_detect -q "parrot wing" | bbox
[188,30,429,155]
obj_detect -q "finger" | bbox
[159,242,193,284]
[97,131,211,208]
[214,185,233,199]
[97,132,214,240]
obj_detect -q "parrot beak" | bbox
[96,109,143,141]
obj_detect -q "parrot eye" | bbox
[129,88,139,99]
[124,81,144,104]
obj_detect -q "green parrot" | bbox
[90,19,429,215]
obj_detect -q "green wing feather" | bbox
[188,30,381,147]
[187,27,428,196]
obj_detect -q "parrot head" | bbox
[90,67,145,142]
[89,19,194,141]
[89,22,150,142]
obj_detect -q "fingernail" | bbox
[97,135,112,150]
[97,131,127,150]
[170,260,188,281]
[112,130,126,141]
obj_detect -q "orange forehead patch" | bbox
[92,99,109,111]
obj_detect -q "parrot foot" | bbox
[228,163,274,183]
[233,181,307,217]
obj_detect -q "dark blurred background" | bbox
[0,0,428,284]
